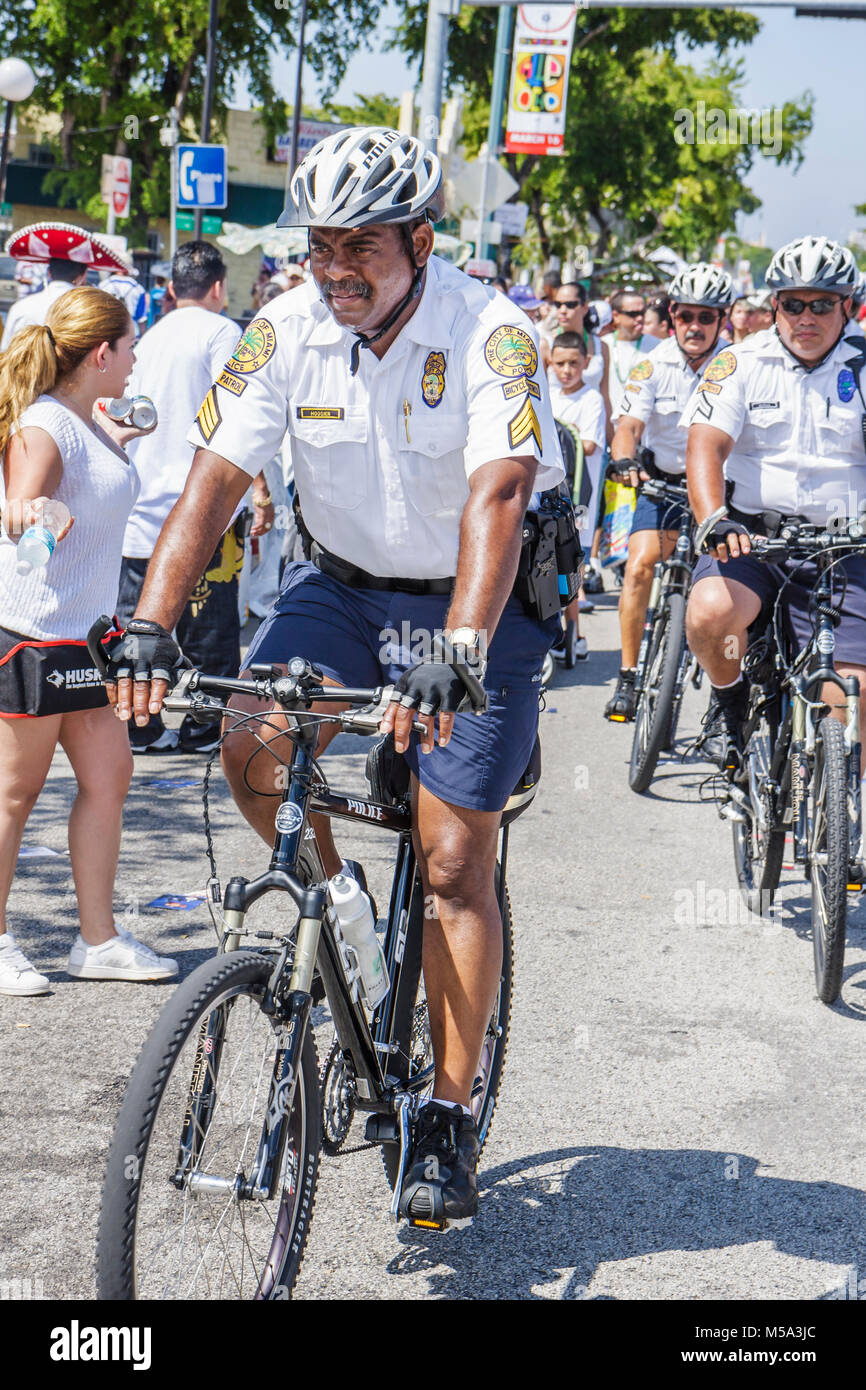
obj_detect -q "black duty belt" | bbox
[310,540,455,595]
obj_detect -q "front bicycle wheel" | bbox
[381,865,513,1188]
[808,716,849,1004]
[97,951,320,1300]
[732,708,785,916]
[629,591,686,794]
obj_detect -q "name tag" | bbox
[749,400,780,411]
[296,406,345,420]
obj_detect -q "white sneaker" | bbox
[0,932,50,996]
[575,637,589,661]
[67,928,179,981]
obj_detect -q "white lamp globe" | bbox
[0,58,36,103]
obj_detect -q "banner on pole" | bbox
[505,4,578,157]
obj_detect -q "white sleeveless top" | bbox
[0,396,139,640]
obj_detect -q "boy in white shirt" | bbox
[548,332,606,660]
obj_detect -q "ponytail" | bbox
[0,286,131,458]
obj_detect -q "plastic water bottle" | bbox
[328,873,390,1009]
[15,500,71,576]
[104,395,158,430]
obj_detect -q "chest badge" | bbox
[838,367,856,403]
[421,351,446,408]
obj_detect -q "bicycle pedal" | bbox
[408,1217,448,1232]
[365,1113,399,1144]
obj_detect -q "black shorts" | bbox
[0,624,119,718]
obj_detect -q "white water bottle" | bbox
[328,873,390,1009]
[15,500,72,576]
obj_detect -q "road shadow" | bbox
[385,1144,866,1299]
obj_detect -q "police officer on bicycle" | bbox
[101,127,564,1226]
[683,236,866,768]
[604,263,733,721]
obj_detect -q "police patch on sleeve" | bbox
[507,397,542,452]
[196,387,222,443]
[217,368,246,397]
[225,317,277,375]
[702,349,737,383]
[628,359,653,382]
[421,351,446,408]
[501,377,541,402]
[484,325,539,379]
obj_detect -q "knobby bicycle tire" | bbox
[732,707,785,917]
[629,591,686,794]
[97,951,320,1301]
[809,716,849,1004]
[381,865,513,1189]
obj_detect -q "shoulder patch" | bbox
[502,377,541,402]
[226,317,276,375]
[628,359,653,382]
[702,349,737,384]
[196,387,222,443]
[421,351,446,408]
[217,369,246,398]
[838,367,856,403]
[484,325,538,380]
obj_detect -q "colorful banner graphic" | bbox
[505,4,578,157]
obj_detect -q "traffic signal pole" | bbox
[194,0,219,239]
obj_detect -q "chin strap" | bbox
[349,264,425,376]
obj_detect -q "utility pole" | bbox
[194,0,219,239]
[418,0,459,151]
[476,4,514,262]
[285,0,309,188]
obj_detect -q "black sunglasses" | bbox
[673,308,720,326]
[776,295,840,318]
[556,298,584,309]
[615,307,644,318]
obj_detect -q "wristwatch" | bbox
[446,626,488,679]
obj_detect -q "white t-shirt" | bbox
[0,397,139,640]
[550,381,606,451]
[122,306,242,558]
[185,256,564,579]
[0,281,74,350]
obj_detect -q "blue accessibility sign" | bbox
[176,144,227,209]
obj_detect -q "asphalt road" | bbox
[3,590,866,1302]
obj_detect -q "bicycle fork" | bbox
[633,564,664,698]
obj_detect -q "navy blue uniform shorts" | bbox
[630,488,690,536]
[692,551,866,667]
[244,562,559,813]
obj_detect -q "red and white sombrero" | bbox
[4,221,131,272]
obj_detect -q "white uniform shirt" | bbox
[682,327,866,524]
[550,381,606,450]
[186,255,564,579]
[615,334,719,475]
[0,281,73,350]
[123,306,242,558]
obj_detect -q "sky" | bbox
[258,3,865,251]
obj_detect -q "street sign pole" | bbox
[170,108,179,259]
[419,0,459,151]
[477,3,515,261]
[195,0,219,239]
[285,0,310,196]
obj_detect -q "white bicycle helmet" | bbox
[278,127,445,229]
[765,236,859,296]
[667,262,734,308]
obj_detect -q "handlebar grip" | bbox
[452,659,489,714]
[86,615,115,677]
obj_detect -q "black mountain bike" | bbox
[628,476,702,793]
[91,640,536,1299]
[715,520,865,1004]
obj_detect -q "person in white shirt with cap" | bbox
[1,221,131,349]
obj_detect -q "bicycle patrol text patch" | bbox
[226,317,276,375]
[217,369,246,397]
[296,406,345,420]
[507,396,542,452]
[697,381,722,395]
[484,325,538,379]
[702,349,737,383]
[196,387,222,443]
[838,368,857,403]
[502,377,541,402]
[628,359,653,382]
[421,351,446,408]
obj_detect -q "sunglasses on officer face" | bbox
[673,308,720,326]
[556,299,584,309]
[776,296,840,318]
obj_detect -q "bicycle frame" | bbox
[633,481,695,700]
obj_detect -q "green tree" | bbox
[2,0,381,235]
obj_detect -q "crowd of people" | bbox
[1,122,866,1234]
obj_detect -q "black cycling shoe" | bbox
[398,1101,480,1230]
[698,685,747,770]
[604,667,637,723]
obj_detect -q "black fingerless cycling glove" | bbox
[106,619,182,682]
[390,661,470,717]
[701,519,750,552]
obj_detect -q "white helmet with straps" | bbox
[765,236,859,296]
[667,262,734,308]
[278,127,445,229]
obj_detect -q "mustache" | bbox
[322,280,371,298]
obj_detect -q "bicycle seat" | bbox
[501,735,541,826]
